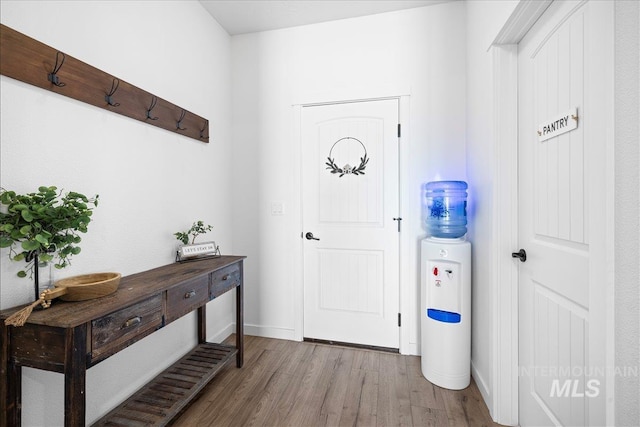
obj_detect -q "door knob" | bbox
[511,249,527,262]
[305,232,320,241]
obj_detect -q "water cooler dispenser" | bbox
[421,181,471,390]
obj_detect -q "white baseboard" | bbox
[403,342,420,356]
[216,322,422,350]
[212,322,298,342]
[208,322,236,343]
[471,359,492,416]
[245,323,297,341]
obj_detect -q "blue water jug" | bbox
[424,181,468,238]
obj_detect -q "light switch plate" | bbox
[271,202,284,215]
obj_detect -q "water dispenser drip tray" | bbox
[427,309,461,323]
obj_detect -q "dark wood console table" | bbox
[0,255,245,426]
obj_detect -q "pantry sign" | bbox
[537,108,578,142]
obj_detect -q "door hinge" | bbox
[393,217,402,232]
[398,313,402,327]
[397,123,401,138]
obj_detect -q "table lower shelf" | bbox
[92,342,237,427]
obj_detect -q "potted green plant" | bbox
[174,221,218,261]
[0,186,99,300]
[174,220,213,245]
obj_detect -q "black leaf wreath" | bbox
[325,137,369,177]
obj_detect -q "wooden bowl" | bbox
[54,272,121,301]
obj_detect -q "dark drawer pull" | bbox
[184,290,196,299]
[122,316,141,329]
[222,274,229,281]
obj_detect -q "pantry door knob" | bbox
[511,249,527,262]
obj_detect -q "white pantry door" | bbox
[517,1,610,425]
[301,99,400,349]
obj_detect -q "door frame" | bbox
[292,94,413,353]
[490,1,616,425]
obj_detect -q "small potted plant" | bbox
[0,186,99,300]
[174,220,219,261]
[174,220,213,245]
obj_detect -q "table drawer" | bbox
[210,263,241,298]
[91,294,163,363]
[165,275,209,322]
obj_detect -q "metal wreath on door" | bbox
[301,99,400,350]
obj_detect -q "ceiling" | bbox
[199,0,454,36]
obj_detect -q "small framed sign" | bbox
[176,241,220,263]
[537,108,579,142]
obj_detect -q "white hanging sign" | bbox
[537,108,578,142]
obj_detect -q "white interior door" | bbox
[302,99,399,349]
[517,1,610,425]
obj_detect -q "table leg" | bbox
[64,325,87,426]
[1,324,21,427]
[236,265,244,368]
[2,362,21,427]
[198,306,207,344]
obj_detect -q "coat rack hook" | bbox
[176,109,187,131]
[146,96,159,120]
[47,51,66,87]
[200,121,209,139]
[105,78,121,107]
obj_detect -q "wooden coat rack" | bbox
[0,24,209,142]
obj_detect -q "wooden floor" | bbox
[170,335,501,427]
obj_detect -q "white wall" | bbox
[465,0,518,417]
[230,2,466,354]
[614,1,640,425]
[0,1,233,425]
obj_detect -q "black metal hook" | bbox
[146,96,159,120]
[47,51,66,87]
[200,121,209,139]
[105,78,120,107]
[176,109,187,131]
